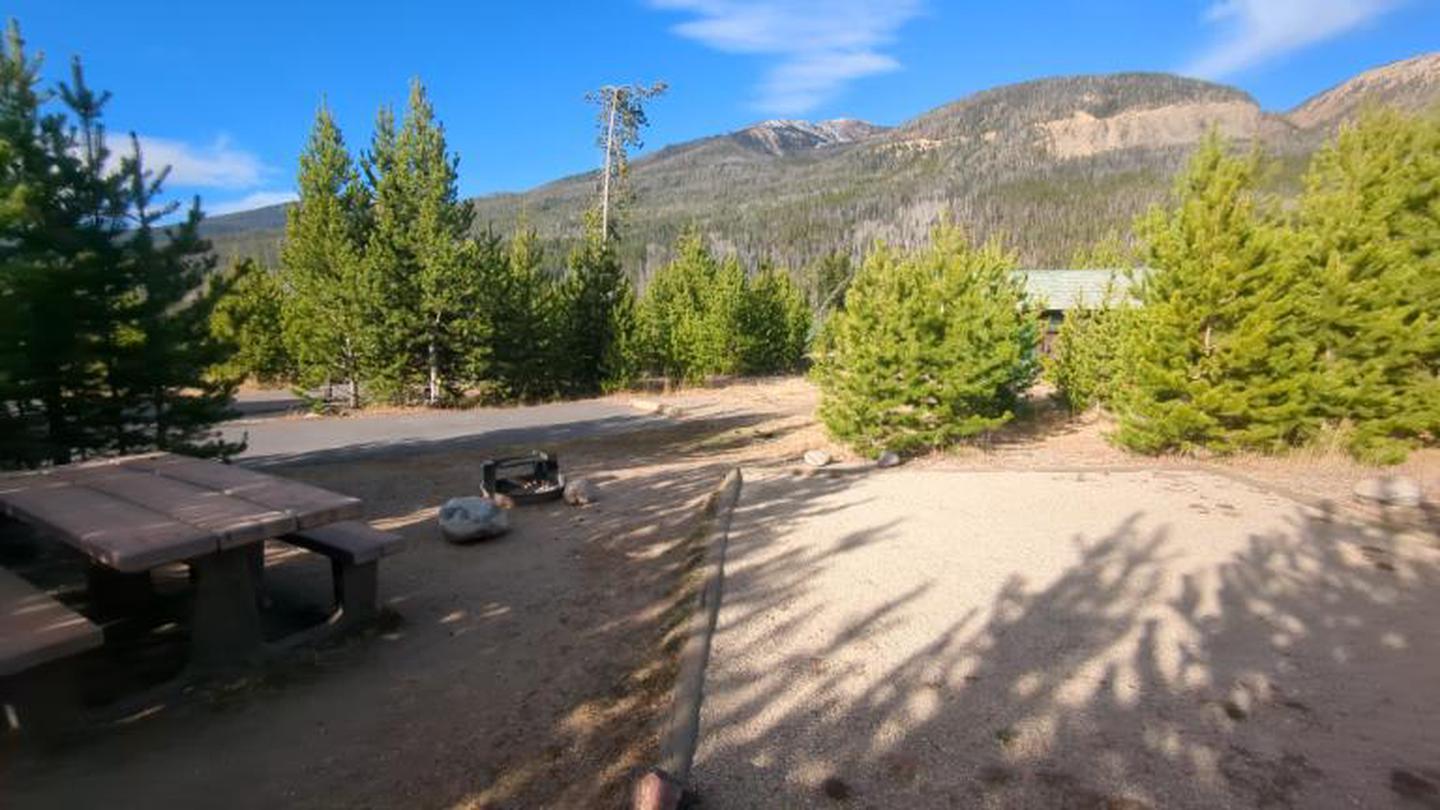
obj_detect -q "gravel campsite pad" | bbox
[694,468,1440,808]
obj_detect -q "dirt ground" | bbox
[2,396,815,809]
[707,378,1438,532]
[2,376,1434,809]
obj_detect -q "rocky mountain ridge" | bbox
[204,52,1440,270]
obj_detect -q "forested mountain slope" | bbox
[204,53,1440,274]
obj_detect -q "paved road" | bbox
[694,467,1440,808]
[223,396,663,466]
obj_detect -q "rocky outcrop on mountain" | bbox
[734,119,889,156]
[1039,100,1264,159]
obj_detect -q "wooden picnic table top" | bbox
[0,453,363,574]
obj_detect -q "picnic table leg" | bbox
[189,546,263,672]
[331,558,379,625]
[246,542,272,609]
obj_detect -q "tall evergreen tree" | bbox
[737,264,811,375]
[586,82,666,241]
[364,81,481,405]
[1299,107,1440,462]
[0,26,103,465]
[559,211,637,393]
[487,219,562,399]
[1,22,239,466]
[359,103,418,401]
[1113,133,1319,455]
[111,139,239,456]
[282,104,373,408]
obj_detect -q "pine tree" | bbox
[704,255,747,377]
[1,23,239,466]
[111,138,240,457]
[458,227,508,399]
[0,25,103,465]
[1299,107,1440,462]
[1044,278,1131,412]
[737,265,811,375]
[815,225,1040,455]
[363,81,482,405]
[361,103,421,401]
[1113,133,1319,455]
[209,257,295,385]
[586,82,667,241]
[282,104,373,408]
[487,219,562,400]
[406,80,481,405]
[636,229,737,382]
[559,212,637,393]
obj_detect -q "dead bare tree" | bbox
[585,82,667,241]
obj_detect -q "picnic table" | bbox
[0,452,364,671]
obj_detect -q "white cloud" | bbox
[205,190,296,217]
[125,135,272,190]
[1182,0,1403,79]
[650,0,923,114]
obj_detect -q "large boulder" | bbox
[438,496,510,543]
[1353,475,1424,507]
[564,478,598,506]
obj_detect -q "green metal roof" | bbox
[1020,269,1135,311]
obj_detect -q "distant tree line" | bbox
[211,82,812,407]
[210,83,638,408]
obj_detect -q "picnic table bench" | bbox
[0,452,397,676]
[0,566,104,733]
[283,521,404,626]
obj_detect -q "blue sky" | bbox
[9,1,1437,216]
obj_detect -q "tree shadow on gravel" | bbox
[695,479,1440,809]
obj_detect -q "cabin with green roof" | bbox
[1020,269,1134,351]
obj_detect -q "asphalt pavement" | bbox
[223,393,663,466]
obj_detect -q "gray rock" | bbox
[1353,475,1423,507]
[438,496,510,543]
[876,450,902,468]
[564,478,598,506]
[803,449,832,467]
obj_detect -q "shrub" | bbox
[815,225,1041,455]
[737,266,811,375]
[1044,279,1131,412]
[636,231,721,381]
[636,231,811,383]
[208,258,296,385]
